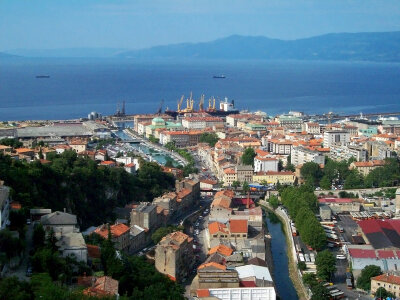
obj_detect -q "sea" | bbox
[1,57,400,121]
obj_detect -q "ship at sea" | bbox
[36,75,50,78]
[213,75,226,79]
[164,93,239,118]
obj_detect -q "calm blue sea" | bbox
[1,58,400,121]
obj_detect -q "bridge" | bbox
[120,139,140,144]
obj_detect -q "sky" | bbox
[1,0,400,51]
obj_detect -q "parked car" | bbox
[336,254,346,260]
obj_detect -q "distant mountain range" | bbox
[3,48,127,58]
[117,31,400,62]
[3,31,400,62]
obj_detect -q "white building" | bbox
[182,116,224,129]
[56,232,87,263]
[291,146,325,166]
[323,130,350,148]
[197,287,276,300]
[254,156,278,173]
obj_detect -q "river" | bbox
[266,213,299,300]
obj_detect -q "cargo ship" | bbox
[36,75,50,78]
[213,75,226,79]
[164,94,239,118]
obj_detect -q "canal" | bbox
[266,213,299,300]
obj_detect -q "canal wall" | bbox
[261,201,310,300]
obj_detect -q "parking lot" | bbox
[335,214,360,244]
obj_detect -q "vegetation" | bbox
[301,157,400,190]
[281,185,326,250]
[315,250,336,281]
[199,132,219,147]
[357,265,382,291]
[242,181,250,193]
[297,261,307,271]
[375,287,395,299]
[0,229,24,262]
[268,194,279,209]
[241,148,256,166]
[163,142,198,177]
[0,137,22,148]
[231,180,240,190]
[0,152,175,228]
[302,273,330,300]
[151,226,184,244]
[94,138,115,150]
[148,135,159,144]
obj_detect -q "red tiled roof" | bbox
[197,289,210,297]
[94,223,130,239]
[229,219,248,234]
[348,248,376,259]
[372,274,400,285]
[208,244,233,257]
[319,198,354,204]
[208,222,229,235]
[240,280,257,287]
[358,219,400,235]
[377,250,397,259]
[198,262,226,271]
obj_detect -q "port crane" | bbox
[156,99,164,115]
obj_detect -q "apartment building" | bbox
[291,146,325,166]
[323,130,350,148]
[182,116,224,129]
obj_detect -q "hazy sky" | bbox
[1,0,400,50]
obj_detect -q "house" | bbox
[155,231,194,282]
[130,202,157,231]
[196,287,276,300]
[371,274,400,297]
[254,156,278,173]
[83,276,119,297]
[253,171,296,185]
[56,232,87,263]
[349,160,386,176]
[235,264,274,288]
[229,219,248,239]
[197,262,240,289]
[40,211,78,234]
[69,139,87,153]
[100,160,116,167]
[94,223,131,252]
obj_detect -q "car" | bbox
[336,254,346,260]
[26,219,31,225]
[26,267,32,277]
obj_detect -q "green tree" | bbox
[231,181,240,190]
[374,287,395,299]
[301,162,323,185]
[302,273,318,288]
[151,226,183,244]
[0,276,31,300]
[199,132,219,147]
[316,250,336,281]
[242,181,250,193]
[297,261,307,271]
[319,175,331,190]
[310,283,330,300]
[357,265,382,291]
[344,170,364,189]
[241,148,256,166]
[33,223,46,250]
[268,195,279,209]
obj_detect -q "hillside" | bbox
[117,31,400,62]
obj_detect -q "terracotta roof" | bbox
[212,197,231,209]
[125,163,135,167]
[94,223,130,239]
[353,160,385,167]
[101,160,115,165]
[208,244,233,257]
[240,280,257,287]
[15,148,33,153]
[372,274,400,285]
[224,168,236,174]
[229,219,248,234]
[255,171,295,176]
[10,202,22,210]
[83,276,118,296]
[255,156,277,162]
[197,289,211,297]
[208,222,229,235]
[198,262,227,271]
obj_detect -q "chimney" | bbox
[246,191,250,209]
[63,208,66,213]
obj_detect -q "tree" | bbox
[302,273,318,288]
[374,287,395,299]
[241,148,256,166]
[231,181,240,190]
[199,132,219,147]
[319,175,331,190]
[316,250,336,281]
[151,226,183,244]
[33,223,46,250]
[310,283,330,300]
[298,261,307,271]
[0,276,31,300]
[242,181,250,193]
[344,170,364,189]
[278,160,284,171]
[357,265,382,291]
[301,162,323,185]
[268,195,279,209]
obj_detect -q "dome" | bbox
[152,117,165,126]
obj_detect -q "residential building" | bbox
[83,276,119,297]
[197,263,240,289]
[94,223,131,252]
[323,130,350,148]
[130,202,157,231]
[277,115,303,129]
[253,171,296,185]
[56,232,87,263]
[236,165,253,183]
[254,156,278,173]
[155,231,194,282]
[349,160,385,176]
[267,139,292,155]
[182,116,224,130]
[371,274,400,297]
[291,146,325,166]
[40,211,78,234]
[303,122,320,134]
[196,287,276,300]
